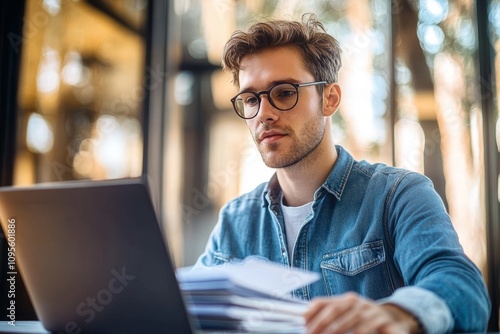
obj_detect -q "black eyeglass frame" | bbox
[230,80,328,119]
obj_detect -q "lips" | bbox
[259,130,287,143]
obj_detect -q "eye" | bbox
[271,84,297,101]
[243,95,259,106]
[277,89,296,98]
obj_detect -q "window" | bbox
[14,0,147,185]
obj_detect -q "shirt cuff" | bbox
[377,286,454,334]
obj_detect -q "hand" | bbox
[304,292,421,334]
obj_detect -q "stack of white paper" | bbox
[176,258,320,333]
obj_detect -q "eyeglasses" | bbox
[230,81,328,119]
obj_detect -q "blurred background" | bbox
[1,0,499,330]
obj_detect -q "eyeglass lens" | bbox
[234,83,298,119]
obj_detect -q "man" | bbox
[195,14,490,333]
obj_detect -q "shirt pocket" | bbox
[320,240,391,298]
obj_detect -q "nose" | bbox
[255,94,279,123]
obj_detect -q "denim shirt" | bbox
[195,145,491,333]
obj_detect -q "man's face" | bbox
[238,46,327,169]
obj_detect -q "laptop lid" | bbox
[0,177,194,334]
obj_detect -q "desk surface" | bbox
[0,321,299,334]
[0,321,250,334]
[1,321,499,334]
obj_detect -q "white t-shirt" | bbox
[280,198,313,262]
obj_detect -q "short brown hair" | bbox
[222,13,342,87]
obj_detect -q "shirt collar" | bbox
[319,145,355,201]
[265,173,281,207]
[263,145,355,204]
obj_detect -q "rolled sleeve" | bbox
[378,286,453,334]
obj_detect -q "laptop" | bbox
[0,177,196,333]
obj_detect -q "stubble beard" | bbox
[255,117,326,169]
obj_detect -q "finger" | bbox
[339,305,411,334]
[322,297,370,334]
[304,298,326,322]
[306,304,341,334]
[304,297,340,322]
[379,322,410,334]
[305,300,353,334]
[305,293,367,334]
[347,307,393,334]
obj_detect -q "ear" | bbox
[323,83,341,117]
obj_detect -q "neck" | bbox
[277,133,337,207]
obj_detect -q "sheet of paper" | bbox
[185,295,308,315]
[178,258,317,333]
[188,305,304,323]
[177,257,320,297]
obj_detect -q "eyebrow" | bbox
[238,78,301,94]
